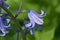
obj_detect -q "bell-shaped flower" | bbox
[24,10,46,35]
[0,0,9,9]
[0,14,12,36]
[0,0,9,14]
[24,21,35,35]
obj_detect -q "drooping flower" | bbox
[0,14,12,36]
[24,21,35,35]
[0,0,9,9]
[24,10,46,35]
[0,0,9,14]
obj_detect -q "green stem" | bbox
[14,2,22,18]
[0,4,26,40]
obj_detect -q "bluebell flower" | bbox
[0,0,9,9]
[24,21,35,35]
[0,14,12,36]
[24,10,46,35]
[0,0,9,14]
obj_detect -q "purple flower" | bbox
[0,14,12,36]
[24,10,46,35]
[24,21,35,35]
[0,0,9,14]
[0,0,9,11]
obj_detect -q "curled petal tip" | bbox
[30,29,34,35]
[41,10,44,15]
[40,10,46,17]
[0,33,6,36]
[24,21,31,28]
[6,19,10,23]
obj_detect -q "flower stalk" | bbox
[0,4,26,40]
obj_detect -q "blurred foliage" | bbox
[0,0,60,40]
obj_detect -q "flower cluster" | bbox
[0,0,12,36]
[24,10,46,35]
[0,14,12,36]
[0,0,46,37]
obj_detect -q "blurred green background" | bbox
[0,0,60,40]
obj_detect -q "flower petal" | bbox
[0,33,6,36]
[24,21,31,28]
[28,13,35,28]
[1,14,9,26]
[0,0,9,9]
[30,28,34,35]
[0,0,3,4]
[6,19,10,23]
[28,10,44,25]
[29,10,44,18]
[4,24,10,28]
[1,28,9,34]
[3,2,10,9]
[31,14,44,25]
[40,10,46,17]
[29,10,40,16]
[35,24,42,30]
